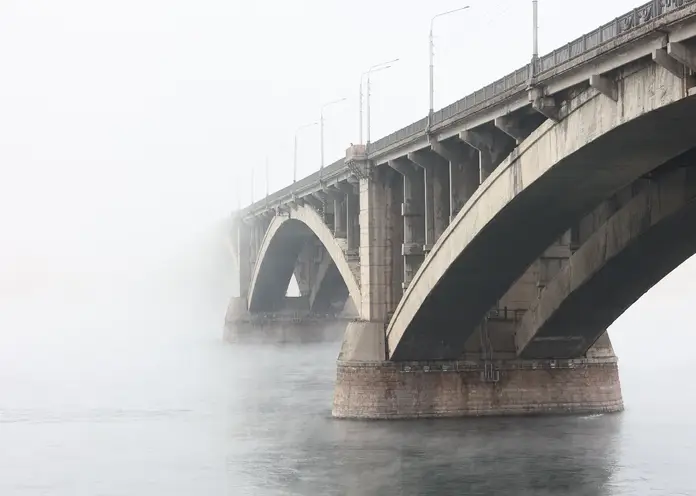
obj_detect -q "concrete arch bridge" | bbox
[227,0,696,418]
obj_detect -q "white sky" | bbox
[0,0,694,361]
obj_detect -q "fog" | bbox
[1,1,696,493]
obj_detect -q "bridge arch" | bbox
[386,63,696,360]
[515,151,696,358]
[247,204,361,314]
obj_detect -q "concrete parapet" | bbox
[332,356,623,419]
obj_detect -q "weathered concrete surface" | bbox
[247,204,361,314]
[517,151,696,358]
[332,356,623,419]
[337,321,386,362]
[358,168,402,321]
[387,59,696,361]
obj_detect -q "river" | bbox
[0,225,695,496]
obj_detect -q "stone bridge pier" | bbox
[229,1,696,418]
[333,147,622,419]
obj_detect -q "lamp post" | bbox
[250,167,255,204]
[532,0,539,60]
[320,97,347,174]
[294,121,318,183]
[360,58,399,145]
[265,156,269,201]
[429,6,470,121]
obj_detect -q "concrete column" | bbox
[359,166,396,322]
[334,197,346,238]
[345,187,359,251]
[407,150,449,250]
[236,220,252,298]
[431,139,479,221]
[460,126,516,183]
[293,239,315,298]
[313,191,333,231]
[450,146,479,220]
[326,186,347,240]
[388,158,425,289]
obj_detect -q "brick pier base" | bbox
[332,357,623,419]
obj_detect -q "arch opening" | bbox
[247,206,361,317]
[516,148,696,358]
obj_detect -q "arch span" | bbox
[386,62,696,361]
[247,205,361,314]
[515,150,696,358]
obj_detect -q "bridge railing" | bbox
[240,157,345,218]
[241,0,694,217]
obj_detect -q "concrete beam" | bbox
[494,115,530,143]
[459,127,515,184]
[304,195,323,211]
[312,191,328,203]
[407,150,448,169]
[667,41,696,72]
[528,86,559,121]
[387,157,418,177]
[336,182,357,195]
[531,96,559,122]
[324,185,344,201]
[652,47,686,78]
[429,141,460,163]
[589,74,617,101]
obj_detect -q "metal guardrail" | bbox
[241,0,695,217]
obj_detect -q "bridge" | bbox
[227,0,696,418]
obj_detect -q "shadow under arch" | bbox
[516,148,696,358]
[247,205,361,314]
[386,64,696,361]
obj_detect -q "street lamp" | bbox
[429,6,470,120]
[360,58,399,145]
[294,121,318,183]
[532,0,539,61]
[320,97,347,173]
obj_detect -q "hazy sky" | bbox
[0,0,694,359]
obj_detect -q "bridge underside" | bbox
[517,152,696,358]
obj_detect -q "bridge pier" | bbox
[333,324,622,418]
[224,296,348,343]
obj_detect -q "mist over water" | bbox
[2,0,696,494]
[1,198,696,494]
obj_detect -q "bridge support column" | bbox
[431,139,480,221]
[407,151,449,250]
[388,158,425,289]
[358,167,401,321]
[332,355,622,419]
[344,185,360,253]
[234,220,253,298]
[334,196,347,239]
